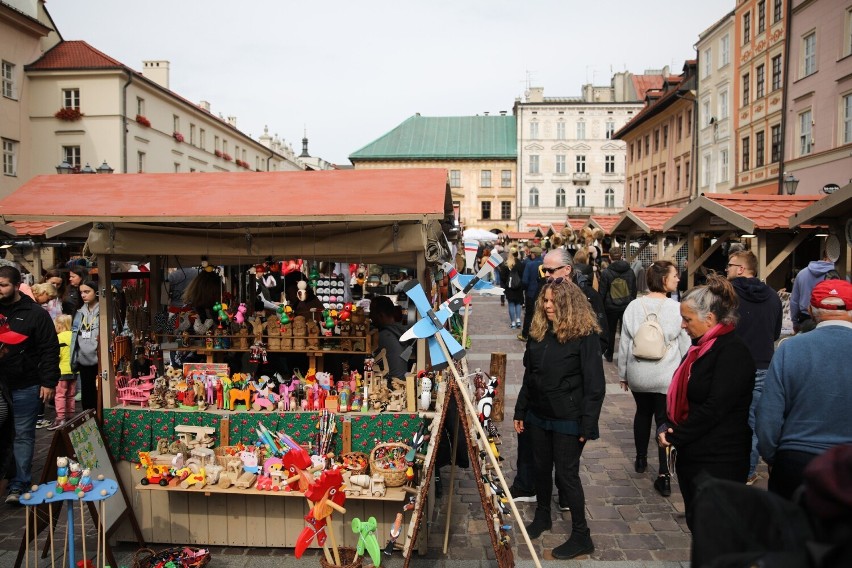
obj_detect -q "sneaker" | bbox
[510,487,536,502]
[74,393,81,402]
[515,320,521,327]
[47,419,66,431]
[509,323,516,329]
[35,418,51,429]
[746,472,760,485]
[5,489,22,504]
[654,474,672,497]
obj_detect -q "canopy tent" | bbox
[788,183,851,278]
[462,228,498,241]
[663,193,824,287]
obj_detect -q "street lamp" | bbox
[783,172,799,195]
[96,160,114,174]
[55,160,114,174]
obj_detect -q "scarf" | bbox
[666,323,735,425]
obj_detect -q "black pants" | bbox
[528,422,588,532]
[604,308,626,360]
[768,450,818,501]
[511,429,536,493]
[521,292,536,337]
[676,458,748,531]
[632,391,669,475]
[78,364,99,411]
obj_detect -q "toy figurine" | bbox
[56,456,69,488]
[419,374,432,411]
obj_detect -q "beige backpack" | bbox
[632,300,669,360]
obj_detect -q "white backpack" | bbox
[632,300,669,360]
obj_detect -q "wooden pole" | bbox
[489,352,507,422]
[441,414,461,554]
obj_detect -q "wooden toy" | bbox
[137,451,173,486]
[180,468,206,489]
[229,382,256,411]
[174,425,215,449]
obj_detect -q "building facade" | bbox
[513,73,662,229]
[733,0,789,194]
[349,114,517,232]
[782,0,852,195]
[615,62,698,208]
[697,11,737,194]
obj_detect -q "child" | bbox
[48,315,75,430]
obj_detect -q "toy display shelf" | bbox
[113,460,410,549]
[135,481,408,501]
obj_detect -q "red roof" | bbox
[626,208,681,232]
[565,218,590,231]
[549,222,566,234]
[26,40,123,70]
[703,194,822,230]
[8,221,64,236]
[588,215,621,235]
[505,231,535,240]
[0,169,451,222]
[631,74,665,101]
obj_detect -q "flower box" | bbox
[54,107,84,121]
[136,114,151,127]
[173,131,185,143]
[236,159,251,169]
[222,153,233,162]
[214,150,223,158]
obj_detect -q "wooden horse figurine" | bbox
[229,382,256,411]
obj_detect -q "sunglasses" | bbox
[541,265,567,275]
[546,276,568,285]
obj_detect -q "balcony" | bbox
[572,172,590,184]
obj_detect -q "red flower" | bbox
[135,114,151,127]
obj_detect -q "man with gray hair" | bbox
[756,279,852,500]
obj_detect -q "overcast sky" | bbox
[47,0,733,165]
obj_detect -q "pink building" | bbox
[783,0,852,195]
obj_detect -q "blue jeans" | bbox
[748,369,767,476]
[508,301,522,325]
[10,385,40,492]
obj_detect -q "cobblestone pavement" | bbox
[0,294,768,567]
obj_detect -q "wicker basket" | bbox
[319,546,362,568]
[214,445,257,468]
[341,452,369,475]
[369,442,411,487]
[133,546,211,568]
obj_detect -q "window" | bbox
[62,88,80,109]
[654,129,660,152]
[606,121,615,139]
[772,55,782,91]
[742,73,750,106]
[174,162,181,173]
[846,7,852,56]
[645,134,650,154]
[742,136,750,171]
[661,168,666,194]
[556,187,566,208]
[575,155,586,173]
[703,100,711,127]
[677,115,683,141]
[450,170,461,188]
[756,130,765,167]
[556,121,566,140]
[480,170,491,187]
[638,139,642,159]
[604,188,615,209]
[799,110,813,155]
[629,142,633,162]
[676,165,682,192]
[62,145,81,169]
[703,155,711,187]
[643,177,648,202]
[214,135,220,152]
[137,151,146,173]
[190,124,196,145]
[703,48,712,78]
[720,149,729,182]
[2,139,16,176]
[2,61,15,99]
[720,34,730,67]
[685,160,691,191]
[756,64,765,99]
[501,170,512,187]
[758,1,766,33]
[529,155,539,174]
[529,187,539,207]
[771,124,782,162]
[653,174,658,197]
[501,201,511,220]
[744,11,751,43]
[803,33,817,77]
[605,155,615,173]
[774,0,782,23]
[576,121,586,140]
[481,201,491,220]
[200,128,206,150]
[136,97,145,116]
[575,188,586,207]
[173,115,180,133]
[720,89,729,118]
[687,109,692,135]
[530,121,539,139]
[555,155,566,174]
[844,94,852,145]
[663,124,669,147]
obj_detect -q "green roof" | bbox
[349,115,517,161]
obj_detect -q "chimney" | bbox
[300,128,311,158]
[500,110,507,116]
[526,87,544,103]
[198,100,211,112]
[227,116,237,127]
[483,111,489,116]
[142,60,170,89]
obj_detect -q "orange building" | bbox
[733,0,788,194]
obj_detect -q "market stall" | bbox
[0,168,457,553]
[609,207,682,263]
[788,184,851,278]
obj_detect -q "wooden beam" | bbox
[763,230,811,280]
[627,240,650,263]
[688,231,735,287]
[662,238,686,261]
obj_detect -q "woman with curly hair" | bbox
[513,278,606,559]
[658,274,755,530]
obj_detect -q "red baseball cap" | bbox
[810,279,852,310]
[0,317,28,345]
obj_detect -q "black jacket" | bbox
[667,332,755,464]
[0,294,60,391]
[574,265,609,352]
[599,260,637,311]
[514,330,606,440]
[731,277,782,369]
[500,261,525,304]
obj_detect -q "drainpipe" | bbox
[777,0,793,194]
[515,102,523,231]
[122,71,133,174]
